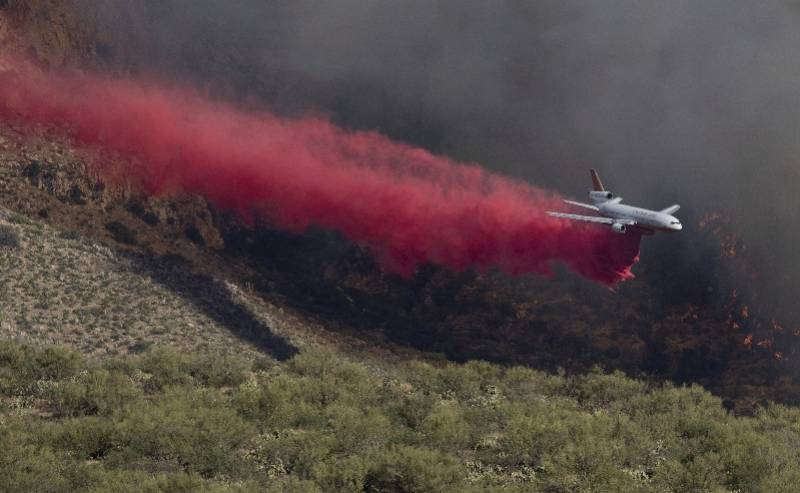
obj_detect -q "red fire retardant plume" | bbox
[0,57,640,284]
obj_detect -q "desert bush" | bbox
[126,201,159,226]
[256,429,336,479]
[569,369,647,411]
[311,455,371,492]
[6,212,31,225]
[325,404,392,454]
[68,185,86,205]
[58,228,82,241]
[5,340,800,491]
[0,225,19,249]
[190,352,251,388]
[119,387,255,477]
[22,159,42,178]
[0,341,83,393]
[105,220,138,245]
[419,400,472,451]
[386,385,440,429]
[50,369,142,417]
[34,346,84,380]
[134,346,194,391]
[364,445,463,493]
[0,340,36,392]
[49,416,123,460]
[234,371,330,429]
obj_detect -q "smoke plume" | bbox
[0,58,640,284]
[64,1,800,325]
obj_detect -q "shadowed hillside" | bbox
[0,124,793,412]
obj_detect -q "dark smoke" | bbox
[72,0,800,324]
[0,57,641,284]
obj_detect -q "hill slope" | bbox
[0,3,799,490]
[0,205,295,359]
[1,113,800,492]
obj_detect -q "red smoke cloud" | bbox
[0,57,640,284]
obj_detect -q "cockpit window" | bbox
[670,221,680,225]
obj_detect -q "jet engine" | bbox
[612,222,627,234]
[589,191,613,202]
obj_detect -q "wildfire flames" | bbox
[698,212,795,361]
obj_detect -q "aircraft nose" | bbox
[673,223,682,231]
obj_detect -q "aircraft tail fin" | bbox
[660,204,680,215]
[590,169,605,191]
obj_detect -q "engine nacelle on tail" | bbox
[611,222,627,234]
[589,190,613,203]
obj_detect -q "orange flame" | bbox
[756,339,773,349]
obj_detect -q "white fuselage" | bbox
[547,170,682,235]
[599,202,682,232]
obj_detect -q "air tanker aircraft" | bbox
[547,170,682,235]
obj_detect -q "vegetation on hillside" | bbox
[1,338,799,493]
[0,209,292,360]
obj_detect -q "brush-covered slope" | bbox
[4,335,800,492]
[0,109,798,493]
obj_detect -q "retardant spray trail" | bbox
[0,57,640,284]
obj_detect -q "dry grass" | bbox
[0,206,292,359]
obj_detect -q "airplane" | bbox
[547,169,682,235]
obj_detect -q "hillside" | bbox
[0,0,791,411]
[0,97,798,492]
[5,335,800,492]
[0,205,289,360]
[11,136,800,491]
[1,1,800,491]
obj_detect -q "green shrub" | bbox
[0,341,83,393]
[0,429,71,493]
[50,417,124,460]
[35,346,84,380]
[127,340,154,354]
[256,429,336,479]
[50,369,142,417]
[497,401,577,467]
[191,353,250,388]
[383,384,439,429]
[135,346,194,392]
[4,339,800,490]
[6,212,31,225]
[325,405,392,454]
[419,400,472,450]
[364,445,463,493]
[570,369,647,411]
[311,455,371,493]
[58,229,82,241]
[119,387,255,477]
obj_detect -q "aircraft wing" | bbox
[563,200,599,211]
[547,212,614,224]
[546,212,636,226]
